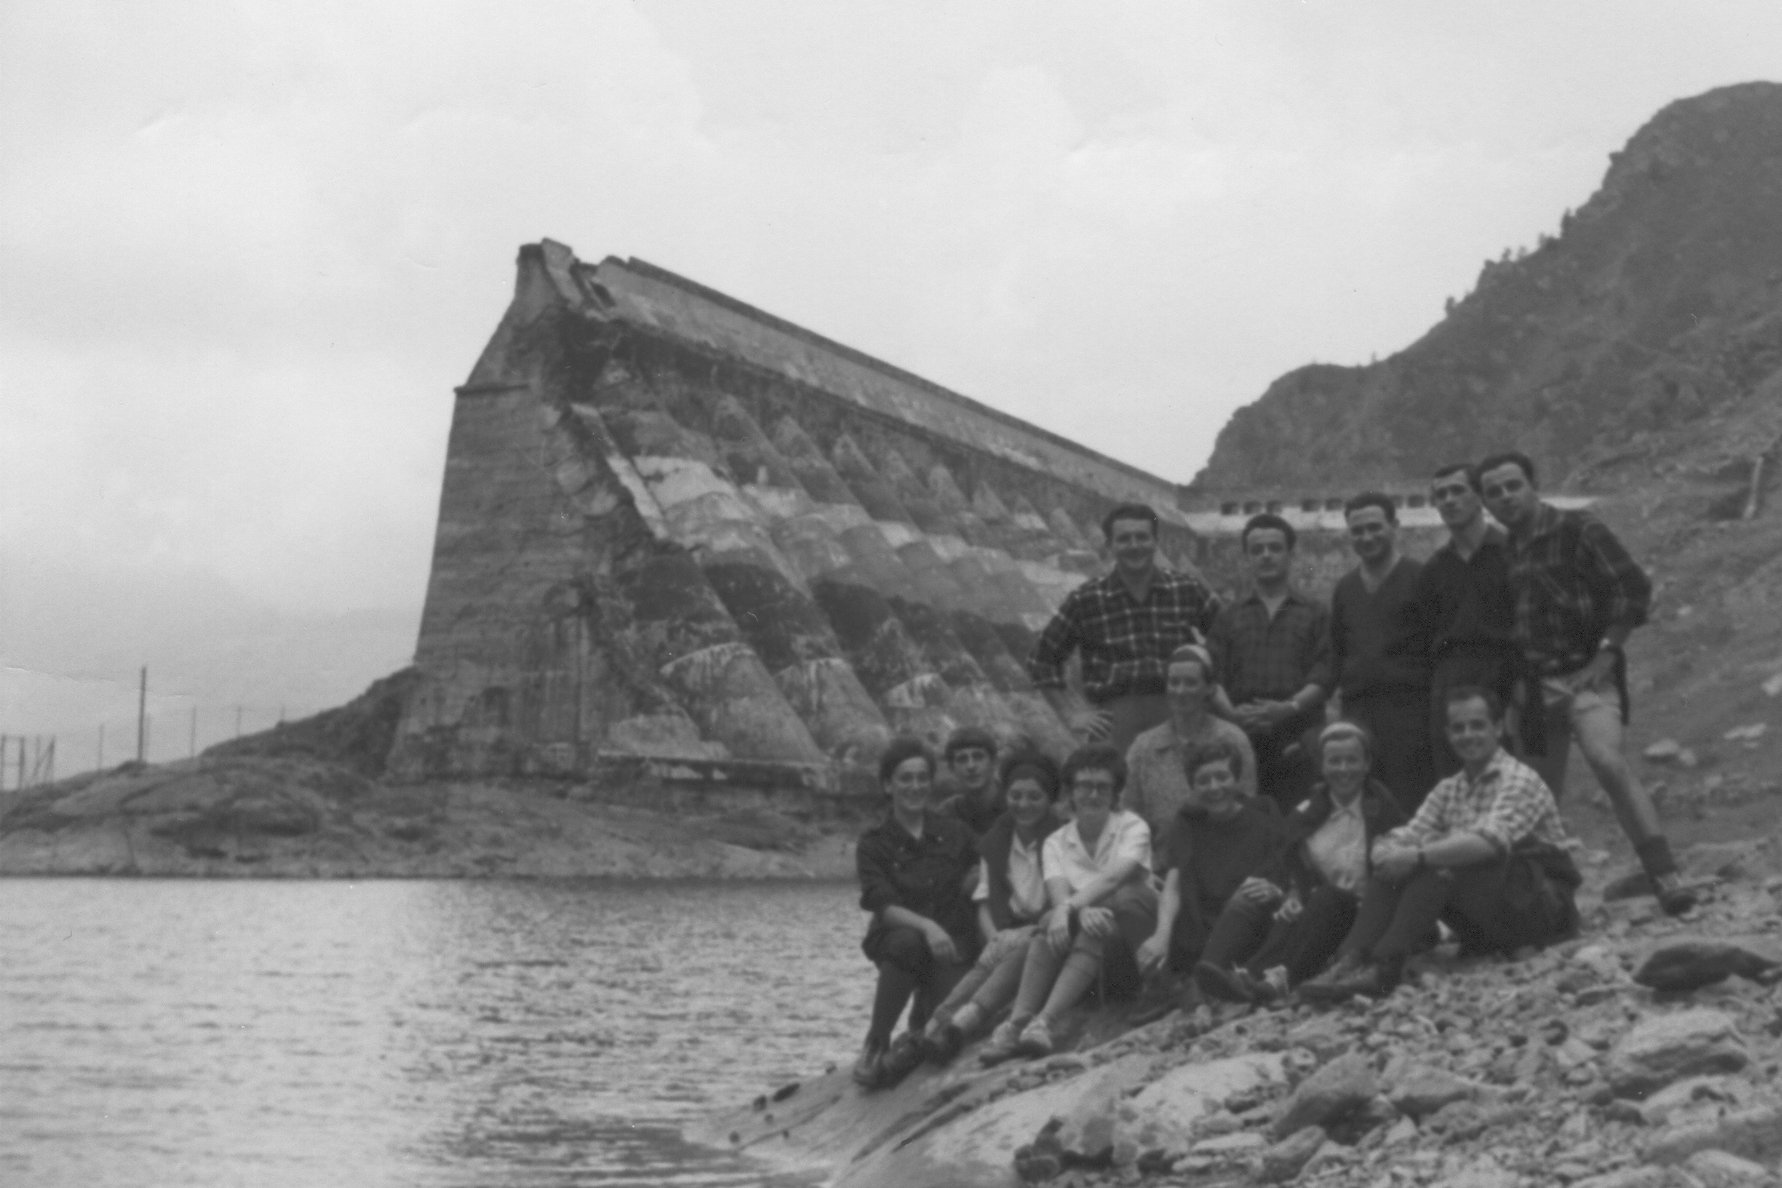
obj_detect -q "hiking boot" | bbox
[978,1020,1024,1067]
[1254,965,1290,1005]
[1296,953,1371,1004]
[1652,872,1699,917]
[878,1032,924,1088]
[1300,956,1403,1004]
[1127,972,1183,1026]
[852,1040,887,1089]
[1013,1017,1055,1059]
[921,1022,966,1066]
[1194,961,1257,1005]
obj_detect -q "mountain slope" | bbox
[1195,81,1782,491]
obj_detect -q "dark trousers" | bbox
[865,925,968,1046]
[1337,855,1576,964]
[1345,688,1434,814]
[1199,885,1358,985]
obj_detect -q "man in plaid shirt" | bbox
[1028,503,1220,755]
[1300,685,1581,1001]
[1479,450,1694,916]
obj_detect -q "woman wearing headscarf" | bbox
[1123,644,1259,841]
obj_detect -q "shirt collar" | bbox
[1239,587,1309,610]
[1462,748,1510,791]
[1525,502,1563,542]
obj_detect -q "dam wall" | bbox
[390,242,1211,794]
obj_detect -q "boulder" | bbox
[1642,1104,1782,1166]
[1270,1051,1376,1140]
[1683,1149,1777,1186]
[1433,1154,1519,1188]
[1607,1009,1749,1097]
[1634,1075,1750,1126]
[1119,1052,1286,1156]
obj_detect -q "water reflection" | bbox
[1,879,867,1187]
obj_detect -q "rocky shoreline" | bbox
[0,755,861,879]
[700,838,1782,1188]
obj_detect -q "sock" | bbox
[1038,949,1101,1024]
[951,1003,983,1035]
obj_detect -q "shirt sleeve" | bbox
[971,858,991,903]
[856,830,900,915]
[1225,722,1260,802]
[1028,588,1085,690]
[1195,584,1224,640]
[1580,518,1651,632]
[1386,777,1452,848]
[1206,607,1233,691]
[1040,830,1070,882]
[1110,812,1152,873]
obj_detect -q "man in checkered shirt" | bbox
[1479,450,1695,916]
[1299,685,1582,1002]
[1028,503,1220,756]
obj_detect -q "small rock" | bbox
[1641,1104,1782,1165]
[1678,748,1700,769]
[1571,1170,1672,1188]
[1192,1131,1267,1155]
[1270,1052,1377,1140]
[1607,1009,1750,1097]
[1256,1125,1325,1183]
[1644,739,1683,762]
[1762,672,1782,698]
[1382,1115,1419,1146]
[1634,1075,1747,1126]
[1433,1153,1518,1187]
[1722,723,1767,743]
[1634,940,1782,993]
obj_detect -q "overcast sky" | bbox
[3,1,1779,761]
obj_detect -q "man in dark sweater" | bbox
[1411,463,1522,778]
[1330,493,1433,811]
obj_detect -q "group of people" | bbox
[850,453,1694,1090]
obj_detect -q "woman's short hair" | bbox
[1166,643,1215,683]
[1317,719,1376,764]
[1060,743,1127,804]
[877,735,935,786]
[998,750,1061,801]
[1183,736,1246,782]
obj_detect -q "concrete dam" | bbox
[390,241,1214,797]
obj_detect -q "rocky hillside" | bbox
[1195,81,1782,490]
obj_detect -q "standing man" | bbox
[1029,503,1221,756]
[1330,493,1433,811]
[1413,463,1521,778]
[1207,513,1332,811]
[1478,451,1696,915]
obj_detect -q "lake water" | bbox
[0,879,873,1187]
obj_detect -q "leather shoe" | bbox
[921,1023,966,1065]
[1299,956,1402,1004]
[1194,961,1257,1005]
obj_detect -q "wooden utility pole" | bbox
[137,666,148,763]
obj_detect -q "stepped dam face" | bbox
[389,241,1214,796]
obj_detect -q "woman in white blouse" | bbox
[979,743,1158,1064]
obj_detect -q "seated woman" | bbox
[916,751,1064,1064]
[854,736,980,1089]
[1136,738,1287,994]
[1192,721,1407,1005]
[1124,644,1260,842]
[1299,687,1582,1003]
[978,743,1158,1064]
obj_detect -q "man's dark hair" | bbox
[1183,736,1247,781]
[1101,502,1160,541]
[1431,461,1481,493]
[943,725,997,763]
[998,750,1062,802]
[1061,742,1128,804]
[1477,451,1538,488]
[1241,512,1296,552]
[1343,491,1398,524]
[1443,684,1503,722]
[877,735,935,786]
